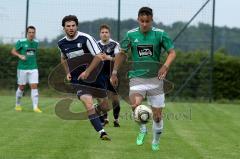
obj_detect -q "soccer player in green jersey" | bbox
[110,7,176,151]
[11,26,42,113]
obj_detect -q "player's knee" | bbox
[112,100,120,107]
[100,101,110,112]
[19,85,25,91]
[153,113,162,123]
[30,84,38,89]
[82,98,94,110]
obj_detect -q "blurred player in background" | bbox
[110,7,176,151]
[11,26,42,113]
[57,15,111,140]
[97,24,121,127]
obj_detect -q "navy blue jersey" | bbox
[57,31,107,97]
[97,39,120,76]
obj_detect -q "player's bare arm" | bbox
[110,50,127,86]
[78,54,103,80]
[11,48,26,60]
[61,56,71,81]
[158,49,176,79]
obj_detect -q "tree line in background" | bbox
[0,44,239,100]
[39,18,240,56]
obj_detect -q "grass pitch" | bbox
[0,95,239,159]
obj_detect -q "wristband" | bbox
[112,69,117,75]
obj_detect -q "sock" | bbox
[103,113,108,121]
[88,114,104,132]
[31,89,39,109]
[99,115,105,123]
[152,119,163,144]
[112,101,120,120]
[16,88,23,106]
[139,123,147,133]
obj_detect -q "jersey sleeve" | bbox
[15,40,22,51]
[86,36,102,55]
[114,42,120,55]
[120,33,131,53]
[161,31,174,52]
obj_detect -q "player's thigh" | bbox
[147,94,165,108]
[112,94,119,102]
[28,69,39,85]
[129,93,144,108]
[17,69,28,85]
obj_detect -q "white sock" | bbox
[98,129,105,134]
[31,89,39,109]
[16,88,23,106]
[139,124,147,133]
[152,119,163,144]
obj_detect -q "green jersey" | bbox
[15,38,38,70]
[121,27,174,78]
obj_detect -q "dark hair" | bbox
[138,7,153,17]
[99,24,111,32]
[26,26,36,32]
[62,15,78,27]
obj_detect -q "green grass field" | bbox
[0,95,239,159]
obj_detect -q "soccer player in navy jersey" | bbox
[57,15,110,140]
[97,24,121,127]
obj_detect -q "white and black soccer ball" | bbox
[134,105,152,123]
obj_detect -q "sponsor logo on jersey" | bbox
[26,48,36,56]
[106,47,111,54]
[77,43,82,48]
[137,45,153,57]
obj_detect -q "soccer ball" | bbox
[134,105,152,123]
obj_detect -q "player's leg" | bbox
[147,94,165,151]
[29,69,41,113]
[129,77,147,145]
[130,92,147,145]
[111,93,120,127]
[97,97,109,126]
[107,81,121,127]
[15,69,27,111]
[80,94,111,140]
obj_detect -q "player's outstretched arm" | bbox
[78,54,103,80]
[110,51,127,87]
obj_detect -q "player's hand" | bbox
[96,53,105,61]
[78,71,89,80]
[102,54,113,61]
[66,73,72,81]
[158,64,169,80]
[110,74,118,87]
[18,55,26,60]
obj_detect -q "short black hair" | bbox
[26,26,36,32]
[99,24,111,32]
[62,15,79,27]
[138,7,153,17]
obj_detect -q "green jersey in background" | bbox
[15,38,38,70]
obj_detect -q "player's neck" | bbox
[27,38,34,42]
[139,27,152,34]
[101,39,109,44]
[67,32,78,40]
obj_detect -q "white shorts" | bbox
[17,69,39,85]
[129,77,165,108]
